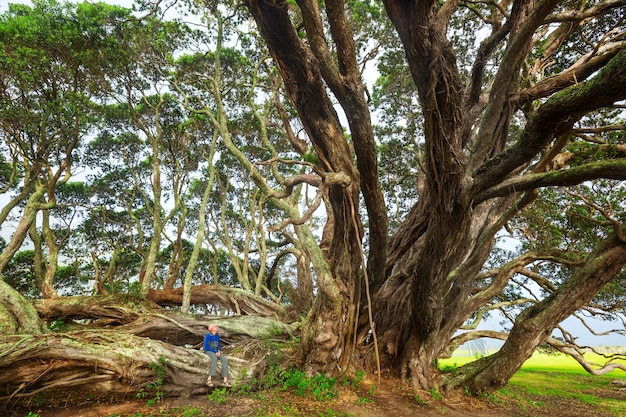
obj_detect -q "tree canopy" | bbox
[1,0,625,404]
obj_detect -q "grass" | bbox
[440,351,626,416]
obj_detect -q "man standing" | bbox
[203,323,230,387]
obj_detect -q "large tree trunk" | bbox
[243,0,626,396]
[367,0,474,389]
[244,0,364,376]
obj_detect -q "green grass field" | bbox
[440,351,626,416]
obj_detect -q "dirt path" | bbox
[3,376,621,417]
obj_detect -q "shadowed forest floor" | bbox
[4,375,625,417]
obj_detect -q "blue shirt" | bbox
[204,332,221,353]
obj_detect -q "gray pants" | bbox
[207,351,228,378]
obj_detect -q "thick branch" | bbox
[466,249,577,314]
[442,329,508,358]
[33,295,157,324]
[471,0,563,163]
[474,158,626,204]
[544,0,626,23]
[473,49,626,193]
[147,285,283,316]
[511,46,621,104]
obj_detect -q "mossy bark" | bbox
[0,279,45,335]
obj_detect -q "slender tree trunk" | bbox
[140,112,164,296]
[0,185,46,274]
[164,209,186,291]
[140,237,162,295]
[41,208,60,299]
[29,221,46,296]
[182,139,217,313]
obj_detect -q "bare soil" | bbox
[3,376,624,417]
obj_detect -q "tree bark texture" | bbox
[1,297,293,401]
[245,0,626,392]
[243,0,365,376]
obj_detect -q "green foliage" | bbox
[258,352,289,391]
[414,395,430,406]
[1,250,41,298]
[355,395,372,405]
[136,356,169,406]
[283,369,338,402]
[428,387,443,401]
[49,318,71,332]
[282,368,310,396]
[127,282,143,298]
[310,374,339,402]
[207,387,228,404]
[181,408,203,417]
[341,369,366,388]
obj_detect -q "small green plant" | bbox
[207,387,228,404]
[414,395,430,406]
[136,356,169,406]
[49,318,71,332]
[310,374,338,401]
[355,369,365,381]
[356,395,372,405]
[232,367,254,396]
[283,368,311,396]
[182,407,203,417]
[25,412,39,417]
[282,368,338,401]
[428,387,443,401]
[342,369,366,388]
[354,383,376,406]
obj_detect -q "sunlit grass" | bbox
[441,350,626,376]
[440,351,626,416]
[520,352,626,375]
